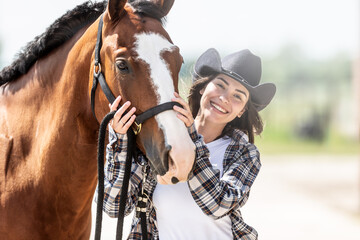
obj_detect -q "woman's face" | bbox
[198,74,250,125]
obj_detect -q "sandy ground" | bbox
[90,155,360,240]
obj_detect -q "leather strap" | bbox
[94,15,103,66]
[91,15,116,119]
[97,72,116,104]
[135,102,182,125]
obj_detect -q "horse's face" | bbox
[93,0,195,184]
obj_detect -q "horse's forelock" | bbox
[129,0,166,24]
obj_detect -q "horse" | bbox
[0,0,195,239]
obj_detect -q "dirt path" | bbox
[90,155,360,239]
[242,155,360,240]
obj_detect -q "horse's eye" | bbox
[116,59,129,73]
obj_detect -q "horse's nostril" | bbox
[171,177,179,184]
[163,144,172,170]
[168,155,175,169]
[165,144,172,152]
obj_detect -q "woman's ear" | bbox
[199,88,204,95]
[237,107,247,118]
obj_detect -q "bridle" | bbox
[92,15,180,240]
[90,15,181,135]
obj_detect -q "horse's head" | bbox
[90,0,195,184]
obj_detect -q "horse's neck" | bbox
[12,24,99,194]
[44,25,100,178]
[36,25,101,206]
[34,25,99,146]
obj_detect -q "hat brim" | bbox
[246,83,276,111]
[193,48,222,79]
[193,48,276,111]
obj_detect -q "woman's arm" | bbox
[101,125,144,218]
[187,126,261,219]
[96,95,143,218]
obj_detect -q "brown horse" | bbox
[0,0,195,239]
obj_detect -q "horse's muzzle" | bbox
[143,111,196,185]
[155,144,195,185]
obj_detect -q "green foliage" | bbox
[256,44,359,154]
[256,124,360,155]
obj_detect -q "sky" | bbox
[0,0,359,66]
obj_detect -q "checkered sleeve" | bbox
[187,123,201,143]
[187,137,261,219]
[95,125,143,218]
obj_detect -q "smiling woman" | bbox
[102,47,276,239]
[195,75,250,134]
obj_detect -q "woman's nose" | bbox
[219,94,229,104]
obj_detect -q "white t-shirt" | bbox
[153,137,233,240]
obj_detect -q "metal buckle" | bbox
[132,121,142,135]
[93,63,102,77]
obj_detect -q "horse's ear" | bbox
[107,0,127,21]
[151,0,175,17]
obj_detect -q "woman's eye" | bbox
[116,60,129,73]
[234,94,242,101]
[217,83,225,89]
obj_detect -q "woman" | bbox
[101,48,276,239]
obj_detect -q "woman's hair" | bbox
[188,75,263,143]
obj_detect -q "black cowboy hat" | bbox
[193,48,276,111]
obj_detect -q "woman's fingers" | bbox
[108,95,138,134]
[120,107,137,124]
[174,105,191,118]
[110,96,122,111]
[175,112,193,127]
[122,115,136,132]
[172,92,191,111]
[172,92,194,127]
[113,101,131,123]
[112,106,137,134]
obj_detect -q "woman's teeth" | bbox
[211,102,227,113]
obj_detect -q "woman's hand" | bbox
[109,96,136,135]
[172,92,194,127]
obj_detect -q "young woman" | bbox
[101,48,276,239]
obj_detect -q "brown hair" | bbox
[188,76,263,143]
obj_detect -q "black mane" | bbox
[0,0,164,86]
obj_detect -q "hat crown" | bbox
[222,49,261,87]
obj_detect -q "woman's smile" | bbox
[210,100,229,114]
[197,74,250,126]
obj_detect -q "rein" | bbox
[92,15,180,240]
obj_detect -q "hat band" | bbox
[221,68,249,85]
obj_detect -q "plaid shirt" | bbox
[98,124,261,239]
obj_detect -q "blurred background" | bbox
[1,0,359,239]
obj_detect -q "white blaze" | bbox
[134,33,195,181]
[134,32,175,104]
